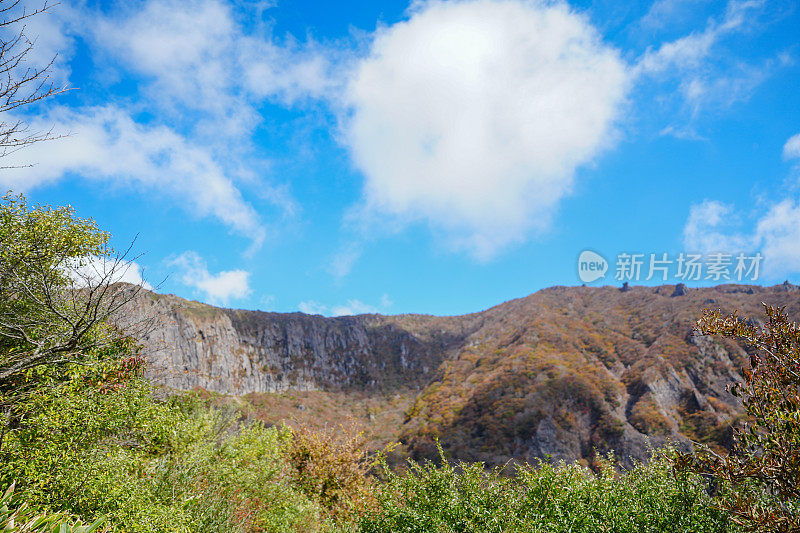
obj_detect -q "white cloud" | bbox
[331,299,380,317]
[298,300,328,315]
[239,35,338,106]
[754,199,800,277]
[784,133,800,160]
[684,134,800,278]
[93,0,248,137]
[17,1,77,86]
[70,255,153,291]
[343,0,629,259]
[683,200,754,252]
[636,0,774,116]
[298,294,392,316]
[329,243,363,279]
[0,105,266,247]
[91,0,336,137]
[639,0,708,30]
[683,198,800,278]
[0,0,333,253]
[638,0,759,75]
[170,251,251,305]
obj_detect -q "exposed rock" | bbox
[125,289,473,395]
[779,280,797,292]
[532,416,579,463]
[671,283,688,297]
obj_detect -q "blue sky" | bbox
[2,0,799,316]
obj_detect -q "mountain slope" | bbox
[126,282,800,465]
[399,284,800,466]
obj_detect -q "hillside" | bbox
[126,282,800,466]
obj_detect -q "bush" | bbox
[675,305,800,532]
[1,374,341,532]
[286,423,379,524]
[360,444,734,533]
[0,483,104,533]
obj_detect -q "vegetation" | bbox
[361,445,733,533]
[0,195,795,532]
[675,305,800,532]
[395,284,781,468]
[0,483,104,532]
[0,194,747,532]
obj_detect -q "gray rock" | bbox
[122,289,468,395]
[671,283,688,297]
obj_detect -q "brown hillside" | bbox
[399,283,800,466]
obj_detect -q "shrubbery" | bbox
[1,373,356,532]
[0,483,104,532]
[360,445,733,533]
[675,305,800,532]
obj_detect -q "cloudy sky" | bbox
[3,0,799,315]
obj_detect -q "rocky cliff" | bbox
[126,289,475,394]
[124,282,800,466]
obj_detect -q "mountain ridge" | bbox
[124,282,800,466]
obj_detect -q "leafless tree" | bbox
[0,0,67,167]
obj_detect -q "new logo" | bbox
[577,250,608,283]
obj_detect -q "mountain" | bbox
[125,282,800,467]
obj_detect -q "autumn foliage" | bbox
[675,305,800,532]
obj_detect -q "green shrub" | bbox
[0,483,104,533]
[360,444,735,533]
[1,374,339,532]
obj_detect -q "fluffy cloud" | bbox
[683,198,800,278]
[754,200,800,277]
[343,0,629,259]
[637,1,755,75]
[1,0,331,250]
[685,132,800,279]
[784,133,800,160]
[170,251,250,305]
[92,0,335,137]
[683,200,754,253]
[0,105,266,246]
[17,0,77,86]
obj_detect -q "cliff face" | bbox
[127,290,473,395]
[125,283,800,466]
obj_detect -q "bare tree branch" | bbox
[0,0,68,167]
